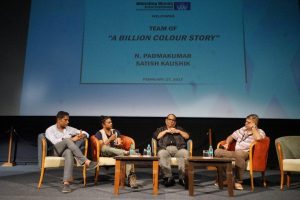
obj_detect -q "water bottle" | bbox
[208,145,214,158]
[147,144,151,156]
[130,143,135,155]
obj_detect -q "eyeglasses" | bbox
[167,118,176,122]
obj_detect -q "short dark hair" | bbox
[100,115,111,124]
[56,111,69,119]
[246,114,259,125]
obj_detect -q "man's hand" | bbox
[168,128,180,134]
[71,134,82,142]
[71,130,85,142]
[157,130,168,139]
[250,123,262,140]
[224,135,234,149]
[104,134,116,145]
[222,143,229,150]
[168,128,189,140]
[114,137,123,146]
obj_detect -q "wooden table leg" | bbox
[217,166,224,189]
[120,162,126,188]
[114,160,121,195]
[188,162,194,196]
[184,162,189,190]
[226,162,234,197]
[153,160,159,195]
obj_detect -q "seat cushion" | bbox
[44,156,65,168]
[276,136,300,159]
[283,159,300,172]
[99,157,116,166]
[170,157,178,166]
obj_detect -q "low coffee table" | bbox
[186,156,235,196]
[114,156,159,195]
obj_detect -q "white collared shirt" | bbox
[45,124,89,144]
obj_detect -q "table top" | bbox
[114,155,159,161]
[188,156,235,162]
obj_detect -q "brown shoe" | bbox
[214,180,228,187]
[87,161,100,171]
[128,173,138,189]
[61,184,72,193]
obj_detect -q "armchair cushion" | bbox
[90,135,99,161]
[98,157,116,166]
[283,159,300,172]
[44,157,65,168]
[120,135,134,151]
[275,136,300,159]
[251,137,270,171]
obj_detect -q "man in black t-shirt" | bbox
[95,116,137,189]
[153,114,190,187]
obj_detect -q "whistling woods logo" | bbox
[136,1,191,10]
[174,2,191,10]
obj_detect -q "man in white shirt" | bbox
[214,114,266,190]
[45,111,99,193]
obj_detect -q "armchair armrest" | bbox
[83,138,88,157]
[90,135,104,161]
[250,137,270,171]
[276,142,284,172]
[187,139,193,156]
[217,140,236,151]
[217,140,226,149]
[120,135,135,151]
[37,133,47,168]
[152,138,157,156]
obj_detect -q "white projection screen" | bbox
[20,0,300,118]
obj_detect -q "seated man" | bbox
[153,114,190,187]
[45,111,99,193]
[214,114,266,190]
[94,116,138,189]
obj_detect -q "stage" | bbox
[0,165,299,200]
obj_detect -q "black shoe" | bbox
[62,184,71,193]
[87,161,99,171]
[128,173,138,189]
[162,177,168,185]
[178,178,186,186]
[164,177,175,187]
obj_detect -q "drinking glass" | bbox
[135,149,140,156]
[203,150,210,158]
[143,149,147,156]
